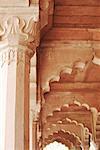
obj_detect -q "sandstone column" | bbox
[0,5,39,150]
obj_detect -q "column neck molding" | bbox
[0,48,32,68]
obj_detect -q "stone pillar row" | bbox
[0,5,39,150]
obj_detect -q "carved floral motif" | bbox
[0,12,40,67]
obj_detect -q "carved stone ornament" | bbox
[0,6,40,67]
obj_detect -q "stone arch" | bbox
[43,137,73,149]
[43,115,90,142]
[43,130,82,149]
[42,102,98,142]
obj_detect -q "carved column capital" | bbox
[0,6,40,67]
[0,5,40,57]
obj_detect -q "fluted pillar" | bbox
[0,6,39,150]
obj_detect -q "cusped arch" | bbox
[43,130,82,148]
[44,137,73,149]
[43,119,84,143]
[43,94,98,122]
[42,56,100,93]
[43,102,97,141]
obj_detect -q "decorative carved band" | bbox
[0,48,32,67]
